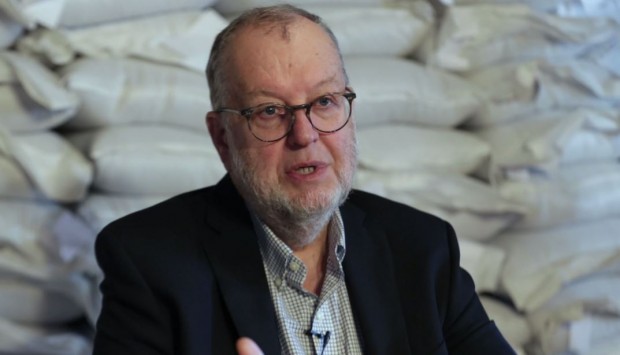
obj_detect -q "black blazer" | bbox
[93,175,514,355]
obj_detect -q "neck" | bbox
[259,202,335,250]
[292,225,330,295]
[265,213,333,296]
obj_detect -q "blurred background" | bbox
[0,0,619,354]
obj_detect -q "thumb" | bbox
[236,337,264,355]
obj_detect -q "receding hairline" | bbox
[233,7,313,41]
[206,5,348,109]
[222,14,338,63]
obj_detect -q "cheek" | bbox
[331,129,357,164]
[229,124,255,149]
[241,144,283,179]
[260,149,285,176]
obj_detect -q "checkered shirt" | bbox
[252,210,364,355]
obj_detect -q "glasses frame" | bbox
[216,90,357,142]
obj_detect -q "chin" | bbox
[290,188,342,215]
[228,146,354,224]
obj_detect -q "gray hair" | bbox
[205,4,348,110]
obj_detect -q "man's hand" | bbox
[236,337,264,355]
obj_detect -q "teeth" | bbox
[297,166,315,175]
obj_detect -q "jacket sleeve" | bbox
[92,224,173,355]
[442,222,516,355]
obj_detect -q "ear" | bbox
[206,111,231,170]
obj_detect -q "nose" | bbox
[286,107,318,147]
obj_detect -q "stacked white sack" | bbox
[0,128,93,202]
[498,161,620,230]
[357,124,491,174]
[488,219,620,354]
[471,108,620,180]
[66,125,226,196]
[489,218,620,312]
[61,57,213,131]
[58,0,218,28]
[425,2,620,354]
[435,0,620,23]
[0,11,23,48]
[464,59,620,128]
[0,200,97,353]
[0,0,218,29]
[346,57,483,128]
[527,263,620,354]
[418,4,618,74]
[0,51,78,132]
[58,9,228,72]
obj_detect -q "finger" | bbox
[236,337,264,355]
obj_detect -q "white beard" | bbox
[227,133,357,248]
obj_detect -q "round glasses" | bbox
[216,91,356,142]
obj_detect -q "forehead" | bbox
[225,18,344,98]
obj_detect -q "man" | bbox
[93,4,515,355]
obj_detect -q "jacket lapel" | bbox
[200,176,281,355]
[341,202,412,354]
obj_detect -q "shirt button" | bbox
[315,312,322,321]
[274,278,283,287]
[289,261,300,272]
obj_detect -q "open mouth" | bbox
[296,166,316,175]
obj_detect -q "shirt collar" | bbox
[251,209,347,280]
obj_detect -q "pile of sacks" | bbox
[418,1,620,354]
[0,0,619,354]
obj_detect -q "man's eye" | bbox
[317,96,335,107]
[259,105,282,116]
[254,105,287,123]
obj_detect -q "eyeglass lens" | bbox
[249,93,352,142]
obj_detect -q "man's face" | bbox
[209,18,357,232]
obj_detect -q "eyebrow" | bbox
[245,75,341,102]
